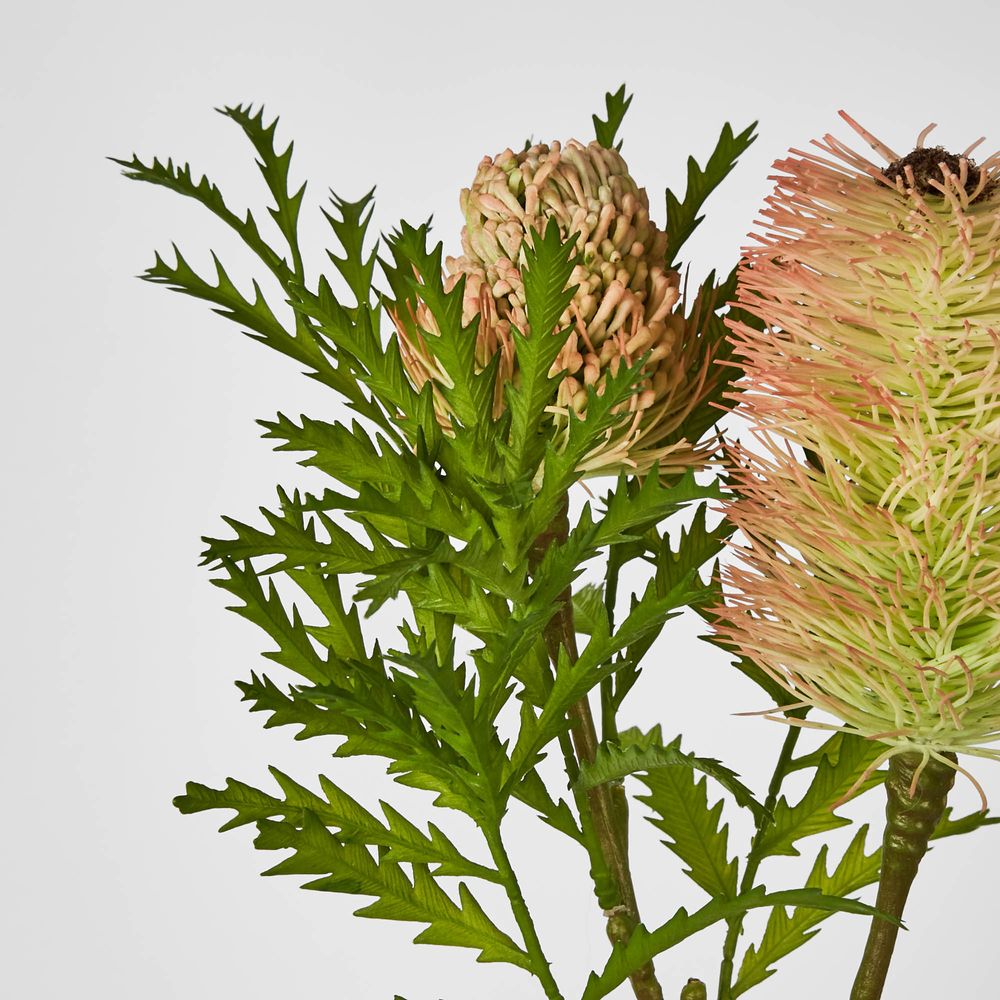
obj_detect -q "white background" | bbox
[5,1,1000,997]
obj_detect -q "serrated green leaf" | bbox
[593,468,725,549]
[592,84,633,151]
[201,491,393,576]
[211,559,337,685]
[732,803,999,995]
[505,219,579,477]
[504,572,697,786]
[654,503,735,603]
[931,805,1000,840]
[513,767,583,843]
[286,568,367,663]
[117,138,379,417]
[656,267,751,452]
[388,644,508,820]
[665,121,757,267]
[757,732,887,857]
[572,583,606,636]
[382,220,493,433]
[260,413,419,497]
[634,736,739,900]
[238,672,346,740]
[527,354,650,542]
[578,731,766,823]
[218,103,306,278]
[323,188,379,309]
[520,219,581,342]
[139,244,368,411]
[254,812,530,968]
[143,244,289,348]
[111,153,289,279]
[173,767,500,883]
[733,826,879,995]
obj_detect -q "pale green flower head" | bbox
[709,113,1000,798]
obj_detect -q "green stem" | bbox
[600,553,622,744]
[483,824,564,1000]
[849,752,956,1000]
[533,497,663,1000]
[716,719,804,1000]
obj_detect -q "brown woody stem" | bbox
[849,751,956,1000]
[532,497,663,1000]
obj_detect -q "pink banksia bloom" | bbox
[393,139,723,478]
[708,112,1000,798]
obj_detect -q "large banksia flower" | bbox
[393,139,722,478]
[709,112,1000,796]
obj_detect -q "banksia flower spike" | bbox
[393,139,723,478]
[711,112,1000,791]
[709,115,1000,998]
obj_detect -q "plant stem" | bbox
[849,751,956,1000]
[533,497,664,1000]
[483,823,565,1000]
[681,979,708,1000]
[716,719,804,1000]
[600,552,623,743]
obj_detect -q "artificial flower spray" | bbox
[115,90,1000,999]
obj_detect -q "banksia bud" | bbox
[709,112,1000,794]
[394,139,722,478]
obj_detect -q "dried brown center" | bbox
[882,145,984,198]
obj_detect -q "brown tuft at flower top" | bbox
[392,139,723,478]
[708,112,1000,794]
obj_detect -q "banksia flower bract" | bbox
[392,139,723,479]
[711,112,1000,794]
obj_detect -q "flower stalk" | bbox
[533,496,663,1000]
[716,717,805,999]
[850,752,956,1000]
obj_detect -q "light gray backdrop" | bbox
[4,1,998,997]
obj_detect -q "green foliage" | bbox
[733,826,879,995]
[665,122,758,267]
[504,220,580,479]
[758,732,887,858]
[109,152,288,279]
[578,725,766,822]
[217,104,307,278]
[633,734,740,901]
[593,469,724,549]
[571,583,606,636]
[254,811,530,968]
[322,188,379,308]
[732,805,1000,995]
[592,84,633,150]
[384,221,495,434]
[175,767,501,883]
[581,886,893,1000]
[654,503,735,605]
